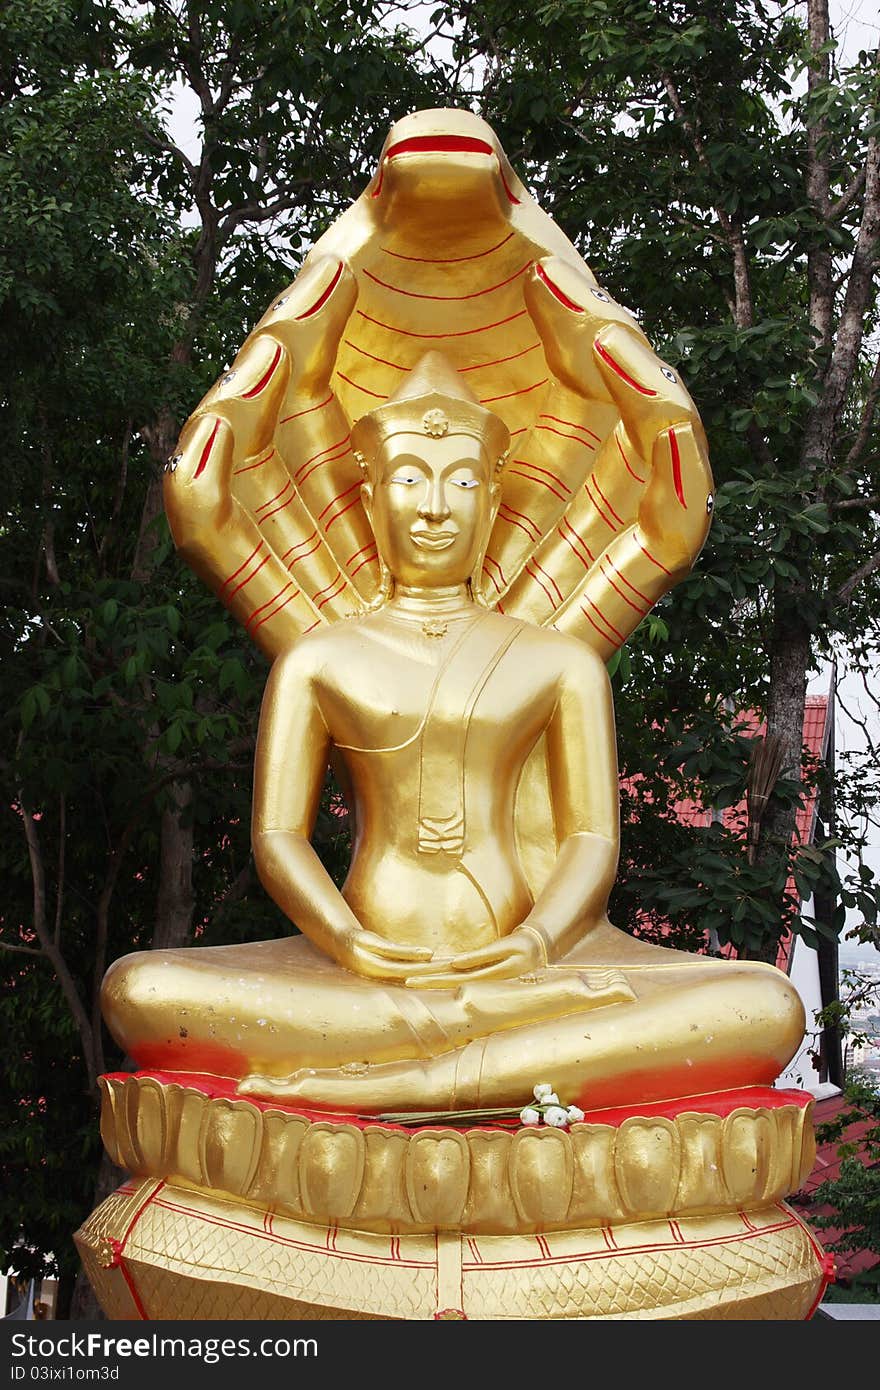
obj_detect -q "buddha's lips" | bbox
[411,529,457,549]
[371,135,520,205]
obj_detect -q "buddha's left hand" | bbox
[338,928,435,982]
[405,929,546,988]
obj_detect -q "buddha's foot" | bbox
[236,1072,312,1102]
[237,1054,457,1111]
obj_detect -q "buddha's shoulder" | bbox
[505,615,609,678]
[271,610,403,675]
[270,619,360,681]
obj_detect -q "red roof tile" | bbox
[793,1093,880,1282]
[625,695,831,971]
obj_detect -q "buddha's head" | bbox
[351,351,509,600]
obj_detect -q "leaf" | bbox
[21,690,37,729]
[219,659,241,693]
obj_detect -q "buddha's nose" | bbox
[419,477,451,521]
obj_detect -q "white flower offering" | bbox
[544,1105,569,1127]
[520,1083,585,1129]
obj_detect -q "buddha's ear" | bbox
[360,479,374,524]
[471,479,502,608]
[488,474,502,521]
[483,445,502,508]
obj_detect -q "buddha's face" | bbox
[363,432,497,589]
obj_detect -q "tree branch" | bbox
[451,0,477,89]
[208,858,254,928]
[35,406,60,591]
[54,793,65,948]
[182,1,215,118]
[659,69,755,328]
[91,809,146,1061]
[802,47,880,471]
[253,124,269,190]
[831,494,880,512]
[806,0,833,353]
[19,800,98,1089]
[829,167,866,221]
[98,419,132,567]
[837,550,880,603]
[134,117,197,182]
[845,353,880,471]
[667,209,730,246]
[0,941,46,958]
[217,185,315,245]
[214,36,243,115]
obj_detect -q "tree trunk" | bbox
[749,594,812,962]
[69,1151,125,1320]
[806,0,833,354]
[151,779,196,951]
[814,689,843,1085]
[132,402,180,583]
[130,475,165,586]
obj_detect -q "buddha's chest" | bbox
[317,622,554,758]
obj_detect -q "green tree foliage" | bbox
[812,1072,880,1291]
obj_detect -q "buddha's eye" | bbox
[450,478,480,489]
[390,474,421,486]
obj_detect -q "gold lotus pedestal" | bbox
[75,1072,830,1320]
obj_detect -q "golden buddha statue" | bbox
[102,345,802,1115]
[77,109,829,1321]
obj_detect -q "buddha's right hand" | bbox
[334,929,434,982]
[404,927,547,988]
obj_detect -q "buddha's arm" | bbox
[253,646,432,979]
[525,641,619,958]
[410,641,618,987]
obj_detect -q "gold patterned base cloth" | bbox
[74,1072,832,1320]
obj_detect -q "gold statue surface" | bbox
[78,111,830,1321]
[102,109,803,1115]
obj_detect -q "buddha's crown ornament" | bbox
[350,349,510,469]
[422,407,449,437]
